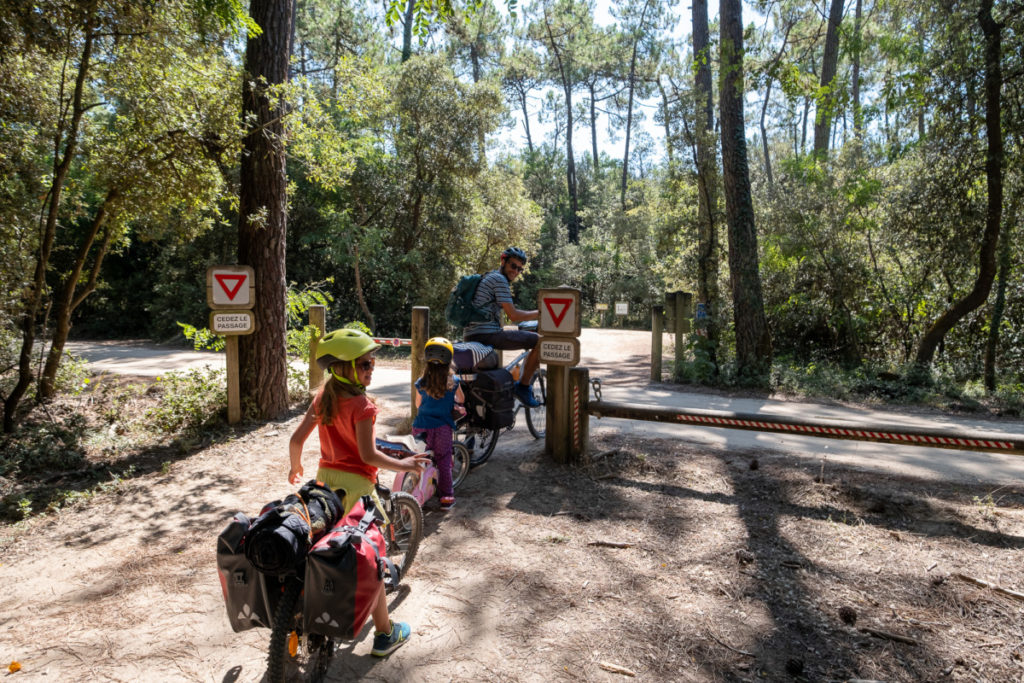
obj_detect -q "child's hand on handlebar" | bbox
[405,453,432,472]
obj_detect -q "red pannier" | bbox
[302,497,396,639]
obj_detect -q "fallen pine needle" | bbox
[598,661,636,676]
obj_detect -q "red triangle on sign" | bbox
[544,297,573,327]
[214,273,246,301]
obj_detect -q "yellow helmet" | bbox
[424,337,453,365]
[316,328,381,370]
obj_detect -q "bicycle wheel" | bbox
[266,577,304,683]
[400,470,419,495]
[305,634,334,683]
[384,491,422,587]
[452,442,470,489]
[467,427,499,467]
[525,368,547,439]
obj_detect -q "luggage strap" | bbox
[325,504,400,590]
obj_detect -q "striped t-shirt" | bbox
[464,269,513,335]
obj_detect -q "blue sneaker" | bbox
[371,620,410,657]
[514,382,541,408]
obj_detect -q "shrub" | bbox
[144,367,226,433]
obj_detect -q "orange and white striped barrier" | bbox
[586,402,1024,455]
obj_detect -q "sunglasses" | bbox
[356,358,375,371]
[506,262,524,273]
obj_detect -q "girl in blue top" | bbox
[412,337,465,511]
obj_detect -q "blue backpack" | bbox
[445,274,492,328]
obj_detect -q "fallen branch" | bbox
[954,573,1024,602]
[598,661,636,676]
[588,540,633,549]
[707,630,755,657]
[859,627,919,646]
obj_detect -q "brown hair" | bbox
[316,363,365,424]
[419,362,454,400]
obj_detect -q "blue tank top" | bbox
[412,377,459,429]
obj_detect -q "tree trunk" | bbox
[402,0,415,62]
[544,11,580,243]
[851,0,863,142]
[719,0,772,380]
[238,0,294,420]
[813,0,844,157]
[692,0,720,372]
[984,202,1013,391]
[519,89,534,154]
[351,242,376,332]
[39,191,119,399]
[589,82,599,170]
[759,79,773,185]
[565,79,580,243]
[657,77,674,166]
[3,11,96,433]
[915,0,1002,368]
[619,0,652,210]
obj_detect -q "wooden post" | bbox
[308,304,326,391]
[411,306,429,419]
[673,291,692,365]
[545,364,569,463]
[568,367,590,463]
[226,335,240,424]
[651,305,664,382]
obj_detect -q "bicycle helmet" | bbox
[424,337,454,365]
[501,246,527,264]
[315,328,381,370]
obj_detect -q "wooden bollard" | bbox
[308,304,326,391]
[673,291,692,365]
[545,364,569,463]
[410,306,429,420]
[568,367,590,463]
[651,305,664,382]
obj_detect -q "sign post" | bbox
[537,288,582,463]
[207,265,256,424]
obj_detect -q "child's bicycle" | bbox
[377,434,470,507]
[263,482,423,683]
[456,321,547,467]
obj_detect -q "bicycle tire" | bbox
[452,442,470,488]
[467,427,499,467]
[384,491,422,587]
[525,369,547,439]
[305,634,334,683]
[400,470,419,495]
[266,577,303,683]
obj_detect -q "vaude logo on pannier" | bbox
[313,612,340,629]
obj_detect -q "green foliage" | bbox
[0,415,89,478]
[179,322,226,352]
[343,320,373,335]
[144,368,227,433]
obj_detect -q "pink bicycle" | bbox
[377,435,470,508]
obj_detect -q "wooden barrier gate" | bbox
[559,367,1024,463]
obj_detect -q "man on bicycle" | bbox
[464,246,542,407]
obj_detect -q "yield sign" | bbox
[207,265,254,308]
[543,298,573,327]
[214,274,246,301]
[537,288,580,337]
